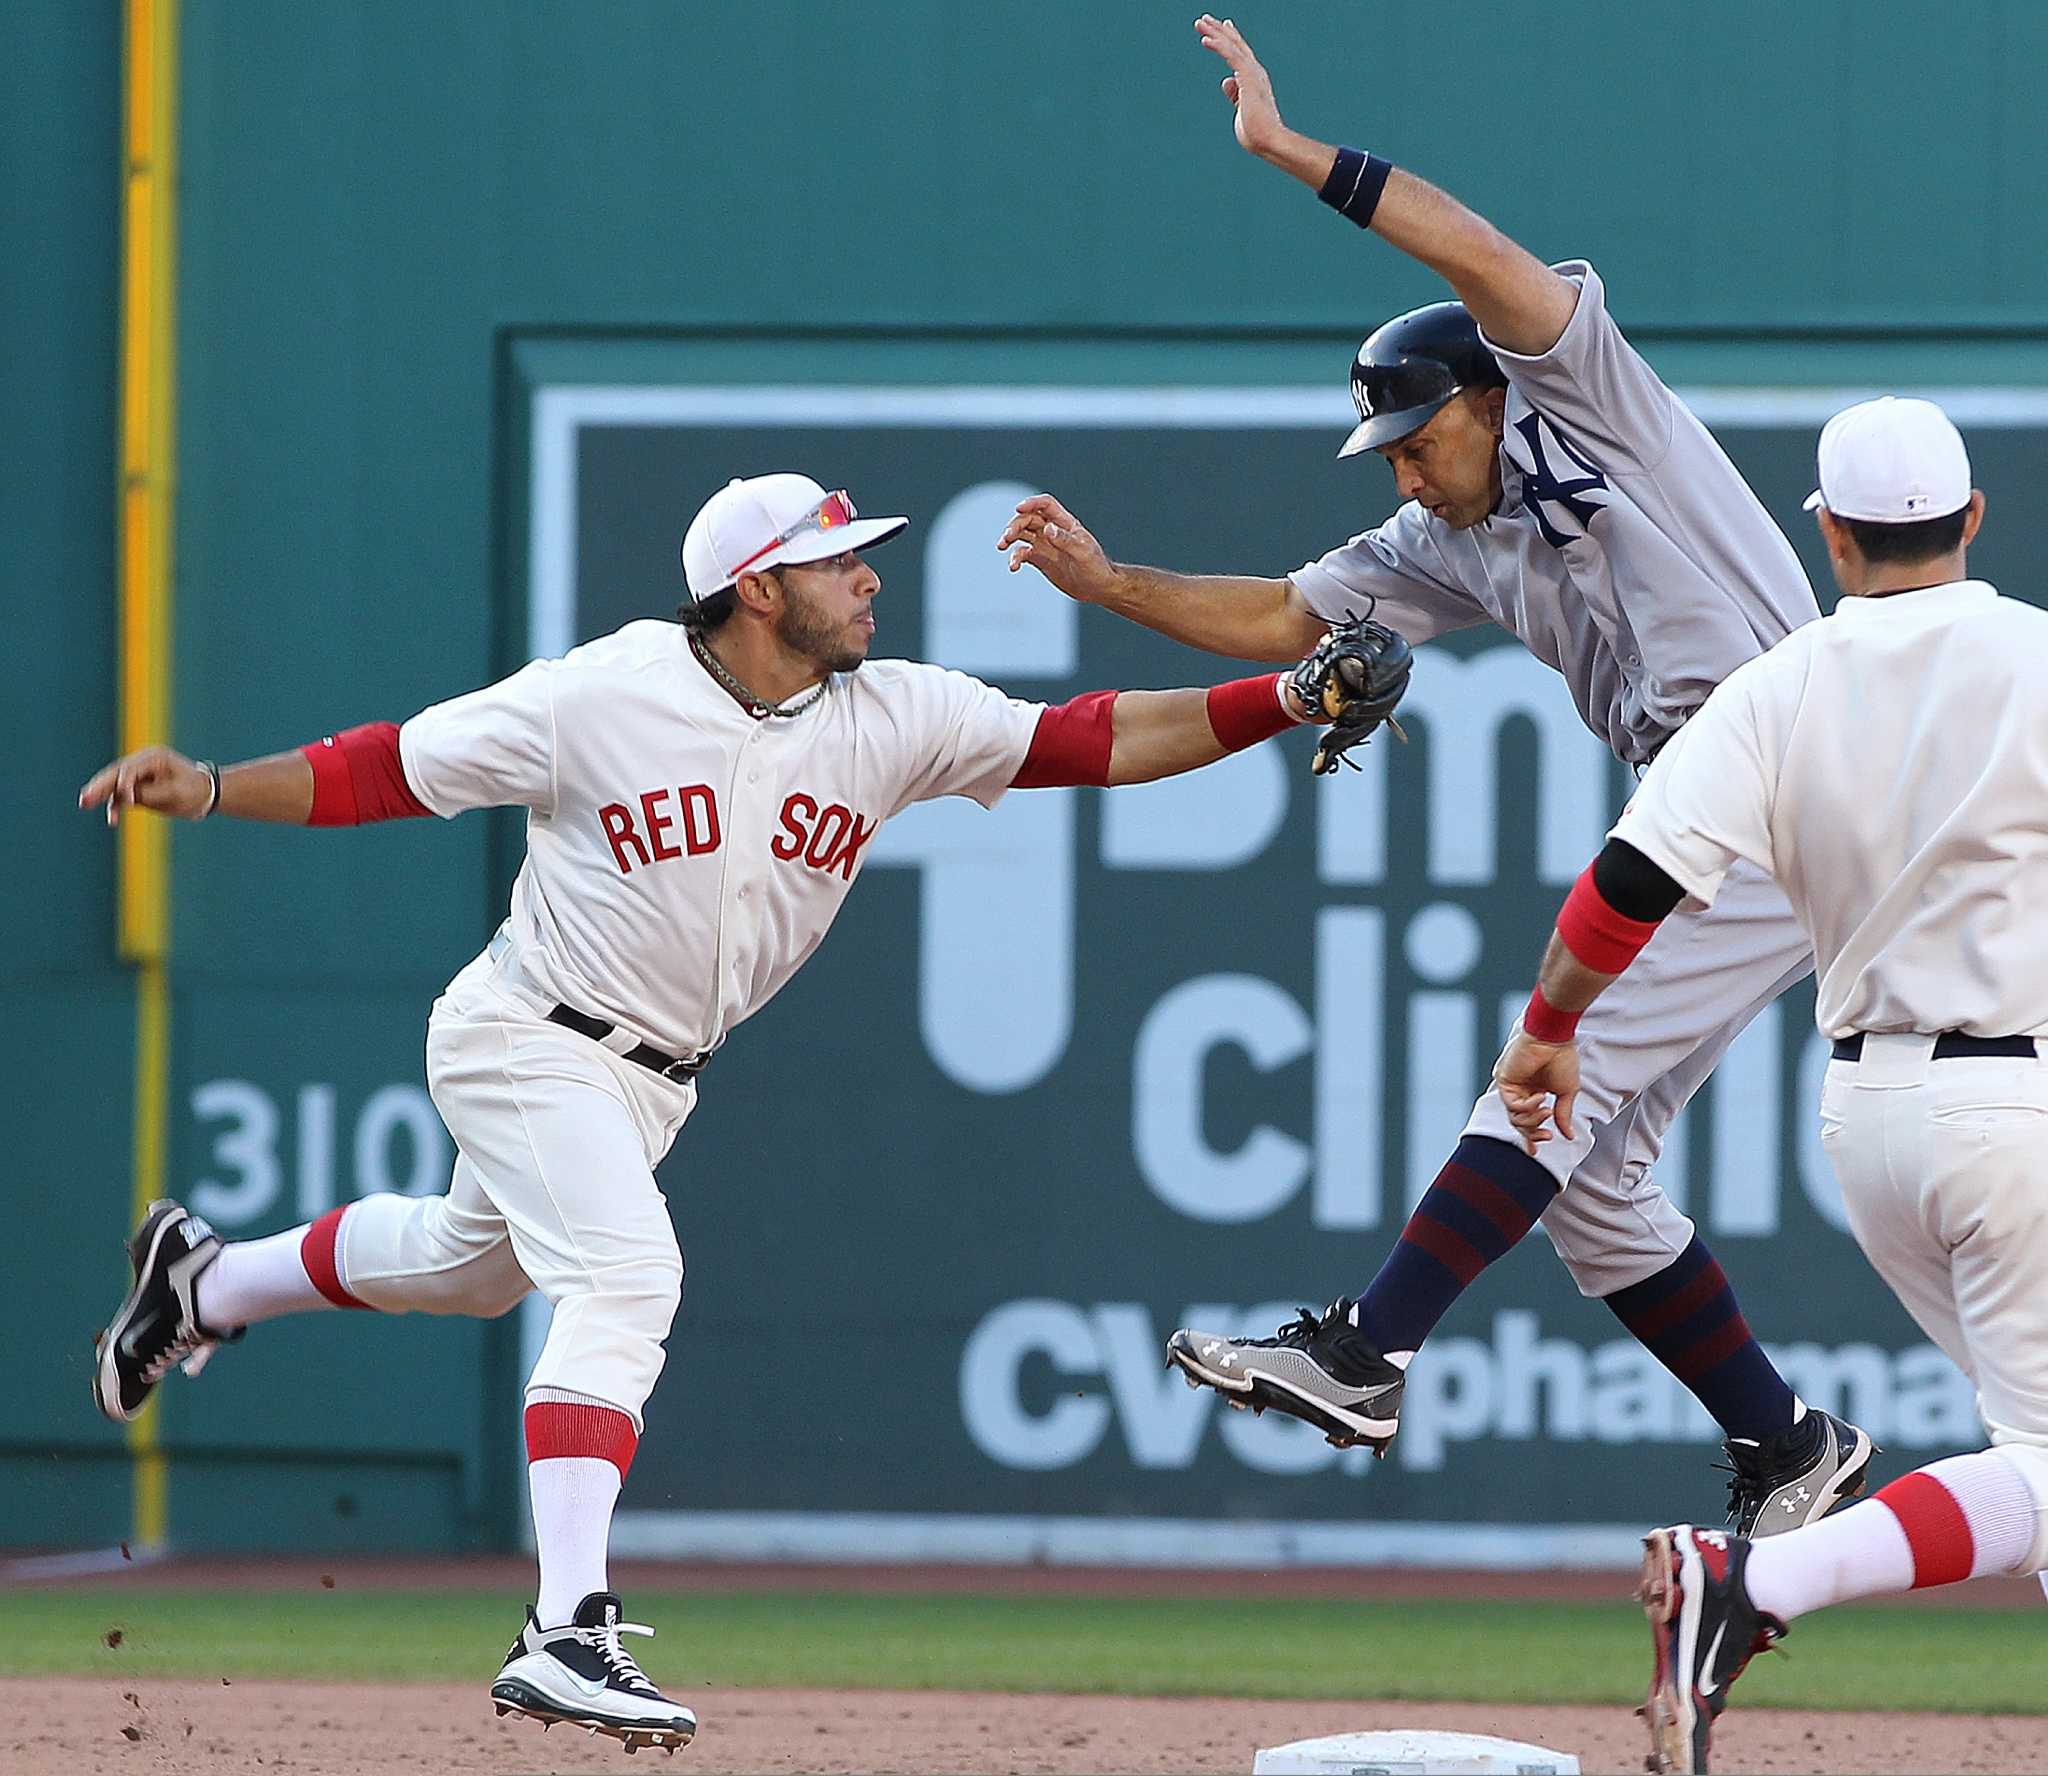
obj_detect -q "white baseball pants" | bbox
[1820,1035,2048,1567]
[1462,858,1815,1296]
[327,944,695,1427]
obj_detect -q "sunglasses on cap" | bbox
[726,489,860,579]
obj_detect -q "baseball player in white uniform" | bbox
[1495,397,2048,1774]
[999,15,1870,1531]
[81,471,1386,1753]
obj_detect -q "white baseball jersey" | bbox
[1611,579,2048,1040]
[398,619,1043,1058]
[1295,262,1820,766]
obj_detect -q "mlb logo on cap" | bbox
[1803,396,1972,524]
[680,474,909,602]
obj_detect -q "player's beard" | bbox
[776,582,870,676]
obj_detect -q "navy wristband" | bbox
[1318,146,1393,229]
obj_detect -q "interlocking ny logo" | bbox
[1513,410,1609,547]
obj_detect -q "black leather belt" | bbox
[1831,1032,2039,1062]
[547,1004,709,1081]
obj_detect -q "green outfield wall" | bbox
[11,1,2048,1557]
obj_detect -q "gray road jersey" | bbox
[1293,262,1819,766]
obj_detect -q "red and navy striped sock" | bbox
[1353,1137,1561,1354]
[1600,1234,1796,1439]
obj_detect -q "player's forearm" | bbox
[1017,675,1304,791]
[1291,142,1578,358]
[1109,677,1309,785]
[1522,842,1683,1038]
[217,750,317,822]
[1096,566,1327,664]
[1105,689,1228,785]
[1533,930,1619,1017]
[1248,121,1341,193]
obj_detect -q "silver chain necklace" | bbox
[689,632,828,720]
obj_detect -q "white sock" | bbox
[530,1458,622,1627]
[1745,1450,2038,1623]
[525,1389,637,1628]
[197,1226,331,1330]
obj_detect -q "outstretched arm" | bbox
[79,723,430,828]
[999,494,1328,662]
[1110,681,1304,786]
[81,745,313,825]
[1014,619,1409,790]
[1194,15,1578,357]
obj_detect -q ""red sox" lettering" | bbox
[771,793,877,882]
[599,786,722,873]
[597,785,876,882]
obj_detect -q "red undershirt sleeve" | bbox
[1010,691,1117,789]
[302,722,433,826]
[1555,858,1668,974]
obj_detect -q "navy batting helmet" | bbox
[1338,301,1507,458]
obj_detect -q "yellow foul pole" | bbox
[119,0,179,1552]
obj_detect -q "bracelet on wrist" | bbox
[1317,146,1394,229]
[197,758,222,819]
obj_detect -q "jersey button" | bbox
[748,769,761,784]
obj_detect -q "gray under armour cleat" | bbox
[1165,1298,1406,1453]
[1723,1407,1876,1537]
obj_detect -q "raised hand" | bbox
[998,494,1119,605]
[1195,14,1287,159]
[79,745,214,825]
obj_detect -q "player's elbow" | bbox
[1265,583,1334,663]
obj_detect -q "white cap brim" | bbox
[1802,488,1825,511]
[775,514,908,566]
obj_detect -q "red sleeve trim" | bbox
[1556,862,1665,975]
[1011,690,1117,789]
[524,1401,640,1478]
[302,721,432,825]
[1521,983,1582,1044]
[1206,673,1296,751]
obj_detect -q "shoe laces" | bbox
[139,1327,217,1386]
[1252,1299,1352,1349]
[579,1618,658,1691]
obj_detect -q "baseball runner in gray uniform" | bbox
[998,15,1871,1532]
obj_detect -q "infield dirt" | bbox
[9,1678,2048,1776]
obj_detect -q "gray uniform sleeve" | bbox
[1292,500,1489,643]
[1480,261,1677,472]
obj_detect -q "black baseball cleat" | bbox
[1722,1407,1875,1537]
[92,1198,236,1423]
[1639,1524,1785,1774]
[492,1591,697,1754]
[1165,1298,1405,1452]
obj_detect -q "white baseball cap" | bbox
[1802,396,1972,523]
[680,474,908,602]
